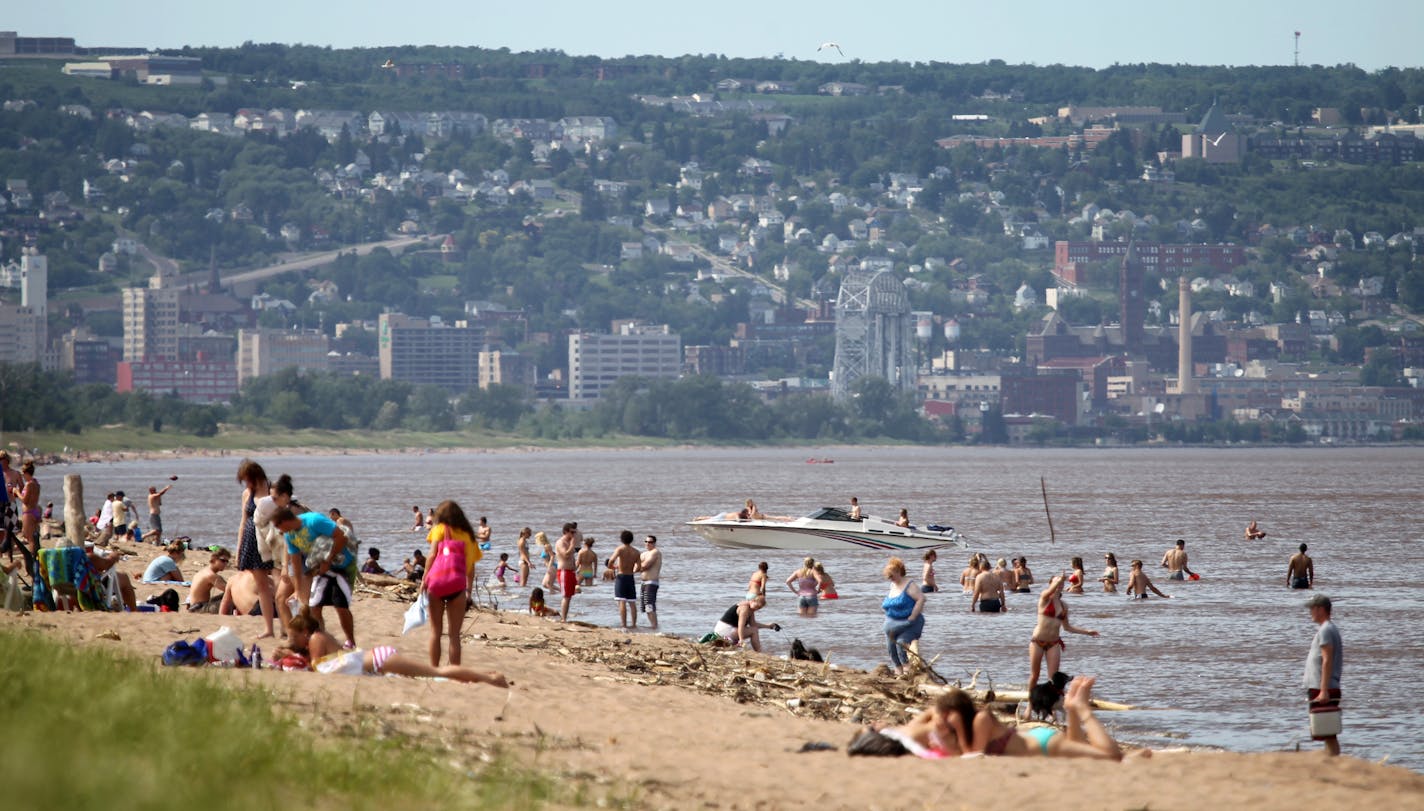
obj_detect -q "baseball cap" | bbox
[1306,594,1331,610]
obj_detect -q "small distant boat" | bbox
[805,458,835,464]
[687,507,965,552]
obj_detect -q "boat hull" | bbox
[686,520,963,552]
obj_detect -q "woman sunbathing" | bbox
[847,690,969,758]
[968,677,1124,760]
[276,610,507,687]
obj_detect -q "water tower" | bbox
[914,311,933,343]
[831,269,913,402]
[943,318,961,344]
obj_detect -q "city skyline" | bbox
[12,1,1422,72]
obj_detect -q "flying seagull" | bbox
[817,41,844,58]
[381,58,396,69]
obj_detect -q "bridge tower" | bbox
[831,269,914,402]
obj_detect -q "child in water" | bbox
[815,562,839,599]
[493,553,510,592]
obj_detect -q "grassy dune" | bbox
[0,629,559,811]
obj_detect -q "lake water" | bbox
[46,445,1424,770]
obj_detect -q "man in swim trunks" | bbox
[608,530,641,629]
[638,535,662,629]
[971,559,1005,613]
[1160,539,1194,580]
[1125,560,1170,599]
[1287,544,1314,590]
[146,483,173,543]
[187,548,230,612]
[1303,594,1342,756]
[555,522,579,621]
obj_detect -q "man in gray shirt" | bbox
[1303,594,1343,756]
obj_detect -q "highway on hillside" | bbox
[218,234,438,293]
[640,223,816,310]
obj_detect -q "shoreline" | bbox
[2,539,1420,809]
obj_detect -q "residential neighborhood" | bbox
[3,32,1424,443]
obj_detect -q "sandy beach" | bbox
[3,537,1420,811]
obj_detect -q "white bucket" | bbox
[204,626,246,662]
[1309,707,1342,737]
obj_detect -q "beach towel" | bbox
[34,547,107,611]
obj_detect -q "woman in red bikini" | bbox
[1029,574,1099,688]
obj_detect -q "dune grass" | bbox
[0,629,563,811]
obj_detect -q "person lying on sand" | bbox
[963,677,1129,760]
[275,609,507,686]
[847,691,965,758]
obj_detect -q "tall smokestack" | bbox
[1178,276,1194,395]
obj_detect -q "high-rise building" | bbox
[59,328,119,385]
[378,313,485,392]
[237,328,331,387]
[0,303,41,364]
[122,274,181,362]
[478,348,536,393]
[568,323,681,400]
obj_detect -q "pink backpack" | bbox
[424,527,467,598]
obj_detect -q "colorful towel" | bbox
[35,547,108,611]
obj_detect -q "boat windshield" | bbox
[808,507,858,522]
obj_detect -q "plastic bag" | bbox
[162,639,209,667]
[402,592,428,635]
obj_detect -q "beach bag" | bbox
[402,592,429,635]
[424,526,467,598]
[162,639,209,667]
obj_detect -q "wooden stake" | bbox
[1041,476,1056,544]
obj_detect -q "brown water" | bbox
[54,445,1424,768]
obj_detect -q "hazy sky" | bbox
[11,1,1419,70]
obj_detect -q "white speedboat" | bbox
[686,507,965,552]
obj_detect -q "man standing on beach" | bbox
[95,492,115,545]
[639,535,662,629]
[609,530,642,629]
[146,483,173,544]
[1160,539,1194,580]
[555,522,579,621]
[1288,544,1314,589]
[111,490,130,541]
[1303,594,1342,756]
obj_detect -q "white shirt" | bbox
[97,499,113,529]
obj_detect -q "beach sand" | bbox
[3,539,1420,811]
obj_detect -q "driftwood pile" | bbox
[482,625,946,724]
[353,581,1021,725]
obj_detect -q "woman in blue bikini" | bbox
[971,676,1124,760]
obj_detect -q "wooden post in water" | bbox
[63,474,85,547]
[1040,476,1056,544]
